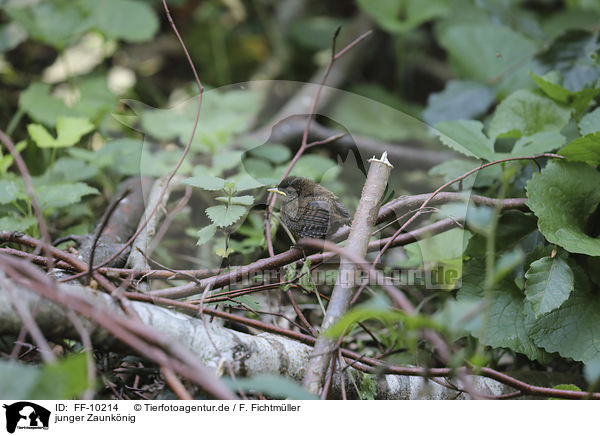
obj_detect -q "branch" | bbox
[303,152,393,394]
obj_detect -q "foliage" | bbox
[1,0,600,399]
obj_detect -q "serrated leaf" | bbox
[560,132,600,165]
[28,117,94,148]
[215,195,254,206]
[434,120,494,160]
[488,89,571,138]
[37,182,99,210]
[205,205,246,227]
[524,254,574,317]
[196,224,217,246]
[457,257,550,362]
[526,161,600,256]
[182,175,225,191]
[529,267,600,364]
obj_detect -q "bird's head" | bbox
[267,176,311,202]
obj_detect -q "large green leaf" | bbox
[37,182,99,210]
[488,89,571,138]
[526,161,600,256]
[529,268,600,364]
[434,120,494,160]
[19,83,77,127]
[438,23,538,85]
[524,253,574,317]
[457,257,549,362]
[6,1,90,49]
[559,132,600,165]
[83,0,159,42]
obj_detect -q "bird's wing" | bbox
[333,199,351,222]
[297,200,331,238]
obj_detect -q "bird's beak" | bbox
[267,188,287,196]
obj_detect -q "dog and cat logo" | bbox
[2,402,50,433]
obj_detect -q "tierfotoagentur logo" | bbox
[3,402,50,433]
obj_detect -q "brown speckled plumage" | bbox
[272,176,351,239]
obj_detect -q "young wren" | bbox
[268,176,351,240]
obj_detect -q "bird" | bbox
[268,176,352,240]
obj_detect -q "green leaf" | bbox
[434,120,494,160]
[325,296,438,338]
[205,205,247,227]
[289,155,339,181]
[83,0,159,42]
[215,195,254,206]
[249,143,292,164]
[424,80,495,126]
[35,353,92,399]
[358,0,449,34]
[19,83,77,126]
[298,259,315,294]
[438,23,538,85]
[584,355,600,384]
[0,215,37,232]
[215,247,234,258]
[196,224,217,246]
[287,16,347,50]
[526,161,600,256]
[224,374,317,400]
[182,175,225,191]
[0,179,23,204]
[72,76,118,123]
[229,174,266,191]
[511,132,566,155]
[6,1,90,49]
[530,71,599,113]
[0,354,92,399]
[28,117,94,148]
[37,182,99,210]
[40,157,98,183]
[0,22,27,53]
[560,132,600,165]
[524,253,574,317]
[488,89,571,138]
[529,268,600,363]
[530,71,572,103]
[281,263,297,292]
[457,257,549,362]
[0,140,27,175]
[578,107,600,136]
[493,247,525,285]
